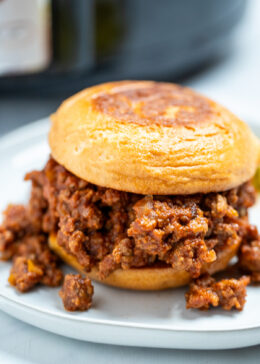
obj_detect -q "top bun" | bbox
[49,81,260,195]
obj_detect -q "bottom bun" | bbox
[49,234,240,290]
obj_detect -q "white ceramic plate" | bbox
[1,118,260,350]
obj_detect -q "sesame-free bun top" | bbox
[49,81,260,195]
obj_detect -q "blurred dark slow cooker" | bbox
[0,0,246,95]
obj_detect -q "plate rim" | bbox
[1,281,260,333]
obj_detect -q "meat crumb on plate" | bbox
[59,274,94,311]
[186,273,250,311]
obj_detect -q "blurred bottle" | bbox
[0,0,246,95]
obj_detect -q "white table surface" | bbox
[1,1,260,363]
[1,309,260,364]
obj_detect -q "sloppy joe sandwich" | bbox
[1,81,260,311]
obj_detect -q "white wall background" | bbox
[188,0,260,126]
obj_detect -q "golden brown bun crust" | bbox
[49,81,260,195]
[49,234,240,290]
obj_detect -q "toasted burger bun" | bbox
[49,81,260,195]
[49,234,240,290]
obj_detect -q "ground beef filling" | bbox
[0,157,259,311]
[0,204,63,292]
